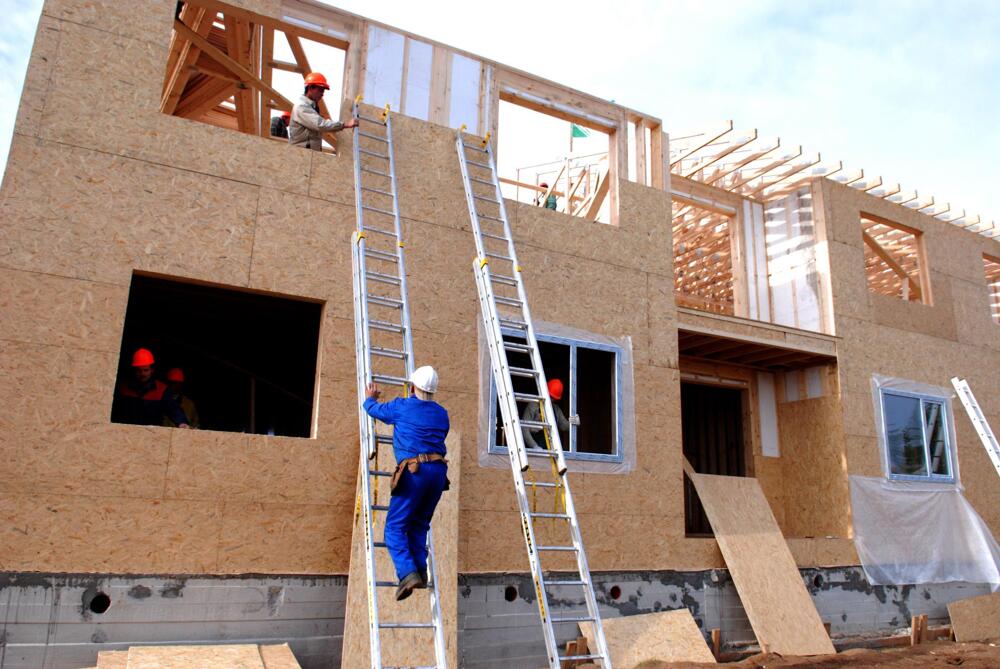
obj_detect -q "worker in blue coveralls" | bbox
[364,365,449,601]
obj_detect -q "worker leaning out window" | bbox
[288,72,357,151]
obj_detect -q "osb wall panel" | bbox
[11,16,60,140]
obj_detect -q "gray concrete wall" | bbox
[0,570,990,668]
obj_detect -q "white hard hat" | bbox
[409,365,439,393]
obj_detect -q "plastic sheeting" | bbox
[476,319,637,474]
[850,475,1000,588]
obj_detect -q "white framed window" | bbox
[487,329,623,463]
[877,387,955,483]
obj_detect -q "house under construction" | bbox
[2,1,1000,668]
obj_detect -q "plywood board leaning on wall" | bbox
[580,608,716,668]
[341,432,461,668]
[688,472,835,656]
[948,592,1000,642]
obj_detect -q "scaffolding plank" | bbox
[688,472,835,656]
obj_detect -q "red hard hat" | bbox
[548,379,564,401]
[166,368,185,383]
[304,72,330,90]
[131,348,155,367]
[539,182,549,188]
[280,111,291,121]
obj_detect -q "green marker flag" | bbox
[570,123,590,138]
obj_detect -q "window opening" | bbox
[861,214,929,303]
[682,381,748,536]
[163,1,347,151]
[488,331,621,461]
[672,200,736,315]
[111,274,322,438]
[496,99,612,223]
[984,254,1000,325]
[879,389,953,482]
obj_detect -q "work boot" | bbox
[414,567,428,589]
[395,571,422,601]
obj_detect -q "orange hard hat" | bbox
[548,379,564,401]
[131,348,155,367]
[304,72,330,90]
[280,111,291,121]
[539,182,549,188]
[166,368,185,383]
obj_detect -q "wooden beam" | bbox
[223,14,255,133]
[862,230,921,300]
[175,76,235,118]
[161,6,213,115]
[259,26,274,137]
[191,0,350,49]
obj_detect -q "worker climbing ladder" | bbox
[951,377,1000,480]
[454,128,612,668]
[350,99,448,669]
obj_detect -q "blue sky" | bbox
[2,0,997,223]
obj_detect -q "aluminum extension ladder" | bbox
[454,128,611,668]
[350,99,448,669]
[951,377,1000,480]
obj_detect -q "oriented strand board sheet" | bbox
[341,432,461,668]
[689,474,834,655]
[580,609,716,668]
[948,592,1000,642]
[96,650,127,669]
[258,644,302,669]
[126,645,265,668]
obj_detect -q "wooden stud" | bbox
[161,6,213,115]
[711,628,721,660]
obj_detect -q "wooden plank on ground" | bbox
[948,591,1000,642]
[579,608,715,667]
[259,644,302,669]
[689,473,834,656]
[126,644,265,669]
[96,650,127,669]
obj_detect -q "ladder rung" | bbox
[508,366,538,377]
[482,231,508,242]
[360,166,389,177]
[379,622,435,629]
[514,392,543,402]
[357,114,386,125]
[520,419,549,430]
[359,148,389,160]
[474,194,499,203]
[365,249,399,262]
[526,480,561,489]
[359,131,388,142]
[375,580,398,587]
[491,273,517,286]
[546,579,585,586]
[503,340,532,353]
[470,176,493,185]
[494,295,522,307]
[559,654,604,662]
[525,449,560,458]
[372,373,407,386]
[362,205,396,217]
[375,434,394,445]
[530,512,569,520]
[367,295,403,309]
[486,251,513,262]
[366,271,401,286]
[478,214,504,223]
[369,469,393,477]
[361,225,396,236]
[466,159,490,169]
[551,615,595,624]
[361,186,393,196]
[371,346,407,359]
[374,541,387,548]
[499,318,527,330]
[372,504,390,511]
[369,318,404,333]
[463,143,488,153]
[537,545,577,551]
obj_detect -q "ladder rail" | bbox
[352,101,448,669]
[951,377,1000,479]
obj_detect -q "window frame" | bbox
[877,387,956,484]
[487,328,624,463]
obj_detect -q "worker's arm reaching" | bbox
[363,381,401,423]
[292,102,349,134]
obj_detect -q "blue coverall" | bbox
[363,395,449,580]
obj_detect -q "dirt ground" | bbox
[638,639,1000,668]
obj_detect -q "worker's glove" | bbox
[568,414,581,426]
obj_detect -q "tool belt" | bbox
[390,453,449,495]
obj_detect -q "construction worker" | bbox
[114,349,190,429]
[364,366,449,601]
[163,367,200,429]
[534,182,558,210]
[522,378,579,449]
[288,72,357,150]
[270,110,291,139]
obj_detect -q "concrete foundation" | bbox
[0,569,988,668]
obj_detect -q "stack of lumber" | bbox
[81,643,300,669]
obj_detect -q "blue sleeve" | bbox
[162,394,188,427]
[364,397,400,424]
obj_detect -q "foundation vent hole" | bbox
[504,586,517,602]
[89,592,111,614]
[609,585,622,600]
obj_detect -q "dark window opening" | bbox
[491,334,618,459]
[682,382,747,536]
[111,274,322,438]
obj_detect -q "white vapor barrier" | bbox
[402,39,432,120]
[477,319,637,474]
[449,54,482,132]
[757,371,780,457]
[766,186,823,332]
[741,199,770,321]
[363,25,404,110]
[850,475,1000,589]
